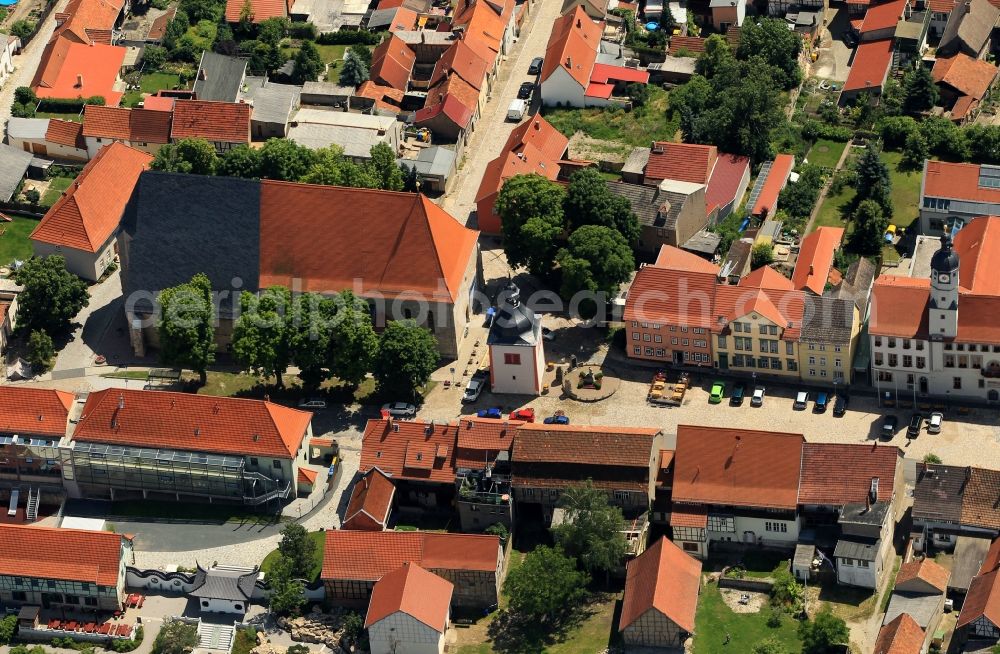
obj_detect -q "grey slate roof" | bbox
[606,180,688,230]
[246,80,301,126]
[829,256,876,312]
[793,543,815,569]
[834,537,879,561]
[883,591,944,629]
[193,52,248,103]
[190,565,257,601]
[0,142,34,202]
[839,500,891,528]
[952,536,992,592]
[7,117,49,140]
[121,171,261,315]
[800,296,855,344]
[397,146,456,178]
[912,463,968,525]
[622,147,650,178]
[940,0,1000,55]
[681,230,722,256]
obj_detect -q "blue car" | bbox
[543,414,570,425]
[477,407,503,419]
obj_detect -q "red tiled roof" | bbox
[793,226,845,295]
[54,0,125,44]
[430,40,490,91]
[31,142,152,252]
[860,0,907,31]
[82,105,172,144]
[706,153,750,215]
[415,92,475,129]
[751,153,795,217]
[646,142,717,184]
[45,118,85,149]
[799,443,899,505]
[620,537,701,633]
[502,115,569,162]
[932,53,999,100]
[958,569,1000,628]
[961,467,1000,530]
[869,275,930,338]
[298,467,318,485]
[424,71,481,116]
[365,562,453,630]
[843,38,893,92]
[980,538,1000,576]
[355,81,404,112]
[712,286,805,339]
[673,425,804,510]
[895,558,950,593]
[923,161,1000,204]
[141,95,175,112]
[147,6,175,41]
[453,0,512,62]
[928,0,957,11]
[669,504,708,528]
[454,417,520,469]
[344,467,396,530]
[321,531,500,581]
[360,419,458,483]
[0,386,74,437]
[951,215,1000,295]
[72,388,312,459]
[590,63,649,84]
[655,244,721,273]
[585,81,613,99]
[224,0,289,22]
[622,265,719,326]
[170,99,250,144]
[0,524,124,586]
[874,614,925,654]
[257,182,478,303]
[668,35,706,55]
[951,94,978,121]
[32,37,126,105]
[512,423,659,466]
[371,35,415,91]
[541,7,602,88]
[740,265,795,291]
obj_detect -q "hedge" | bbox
[801,119,853,143]
[36,96,105,113]
[316,29,380,45]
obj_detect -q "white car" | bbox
[751,387,765,407]
[381,402,416,418]
[928,412,944,434]
[462,379,484,404]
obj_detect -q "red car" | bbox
[509,408,536,422]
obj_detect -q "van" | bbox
[507,99,528,121]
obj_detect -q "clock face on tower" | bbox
[939,274,951,283]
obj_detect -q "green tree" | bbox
[328,291,379,388]
[563,167,639,243]
[737,18,802,89]
[257,17,288,46]
[277,523,316,579]
[374,320,436,399]
[901,130,929,171]
[151,138,218,175]
[853,145,892,217]
[27,329,54,370]
[150,620,198,654]
[770,568,803,610]
[259,137,315,181]
[292,40,324,83]
[558,225,634,298]
[924,453,942,464]
[965,124,1000,164]
[267,554,306,616]
[751,242,775,270]
[179,0,221,23]
[496,174,566,277]
[157,273,216,384]
[0,613,16,645]
[799,607,849,654]
[778,165,825,219]
[143,45,167,69]
[849,199,890,256]
[920,116,970,160]
[11,20,34,41]
[218,144,262,178]
[23,188,39,204]
[503,546,589,623]
[349,44,372,68]
[14,86,36,105]
[624,81,649,106]
[367,142,404,191]
[670,74,713,141]
[551,481,628,581]
[877,115,919,148]
[902,63,939,116]
[14,255,89,335]
[289,292,334,389]
[232,286,292,387]
[163,9,189,51]
[338,50,369,87]
[695,34,733,78]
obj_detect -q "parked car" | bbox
[907,413,924,439]
[543,413,570,425]
[843,31,858,48]
[298,398,327,409]
[517,82,534,99]
[793,391,809,410]
[509,408,536,422]
[528,57,543,74]
[814,392,829,413]
[709,382,725,404]
[507,99,527,121]
[833,394,849,417]
[462,379,484,404]
[881,415,899,439]
[381,402,416,418]
[751,387,765,407]
[928,411,944,434]
[477,407,503,419]
[730,383,745,407]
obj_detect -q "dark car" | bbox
[517,82,534,100]
[833,394,848,417]
[907,413,924,439]
[477,407,503,419]
[881,415,899,439]
[814,392,829,413]
[543,414,570,425]
[528,57,544,75]
[730,383,746,407]
[843,31,858,48]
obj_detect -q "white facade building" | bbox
[488,283,545,395]
[365,562,452,654]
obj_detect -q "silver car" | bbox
[381,402,416,418]
[928,412,943,434]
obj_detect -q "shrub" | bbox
[143,45,168,69]
[924,453,942,464]
[770,568,803,612]
[112,625,144,652]
[802,119,852,142]
[14,86,36,105]
[0,614,16,645]
[24,188,40,204]
[288,22,316,39]
[485,522,509,546]
[28,329,55,370]
[11,19,35,41]
[316,29,379,45]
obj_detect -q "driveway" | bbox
[812,6,853,83]
[441,0,564,226]
[49,269,132,374]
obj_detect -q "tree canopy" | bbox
[157,273,216,384]
[233,286,292,387]
[902,63,939,116]
[557,225,634,299]
[551,481,628,579]
[151,138,218,175]
[503,546,589,623]
[14,255,89,336]
[292,40,324,83]
[736,18,802,89]
[151,621,199,654]
[563,167,640,244]
[373,320,437,399]
[853,145,893,218]
[799,608,849,654]
[497,174,566,277]
[277,523,317,579]
[849,199,889,256]
[339,50,369,87]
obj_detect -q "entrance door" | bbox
[743,531,755,544]
[718,354,728,370]
[920,377,928,394]
[674,351,684,365]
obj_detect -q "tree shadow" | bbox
[487,602,594,654]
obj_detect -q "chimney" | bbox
[533,120,540,131]
[75,74,83,88]
[194,427,200,437]
[576,17,581,27]
[118,394,125,410]
[809,264,814,275]
[566,56,572,69]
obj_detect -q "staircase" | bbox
[25,488,38,522]
[891,48,903,74]
[242,472,292,505]
[196,622,234,651]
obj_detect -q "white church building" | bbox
[487,283,546,395]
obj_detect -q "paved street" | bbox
[440,0,563,226]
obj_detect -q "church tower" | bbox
[929,235,960,340]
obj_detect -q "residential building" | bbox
[0,387,74,487]
[429,40,493,114]
[561,0,612,21]
[913,463,1000,550]
[858,0,909,41]
[370,35,416,91]
[709,0,745,30]
[640,142,750,221]
[52,0,128,45]
[919,161,1000,234]
[792,226,845,296]
[192,51,247,103]
[0,523,131,611]
[64,388,313,506]
[81,105,172,158]
[365,562,452,654]
[487,282,545,396]
[713,281,806,379]
[169,99,250,152]
[414,89,477,143]
[30,142,152,282]
[796,295,859,384]
[31,37,126,106]
[475,115,569,234]
[668,35,705,56]
[618,537,701,648]
[343,467,396,531]
[120,173,482,360]
[748,154,795,220]
[0,34,20,90]
[957,548,1000,648]
[608,179,713,254]
[874,613,925,654]
[243,78,299,138]
[451,0,517,71]
[8,118,88,161]
[321,531,504,609]
[287,109,402,161]
[189,564,257,614]
[355,81,405,114]
[938,0,1000,58]
[840,39,894,104]
[670,426,803,558]
[510,423,664,524]
[224,0,292,22]
[932,53,999,123]
[882,558,949,652]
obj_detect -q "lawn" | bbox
[812,184,855,233]
[881,150,921,228]
[40,176,73,207]
[693,582,803,653]
[101,370,154,380]
[260,529,326,581]
[196,370,431,405]
[35,111,82,123]
[543,86,680,152]
[0,215,40,265]
[806,139,847,169]
[280,43,348,83]
[101,499,283,525]
[122,71,184,107]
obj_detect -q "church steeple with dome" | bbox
[487,282,546,395]
[929,234,959,340]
